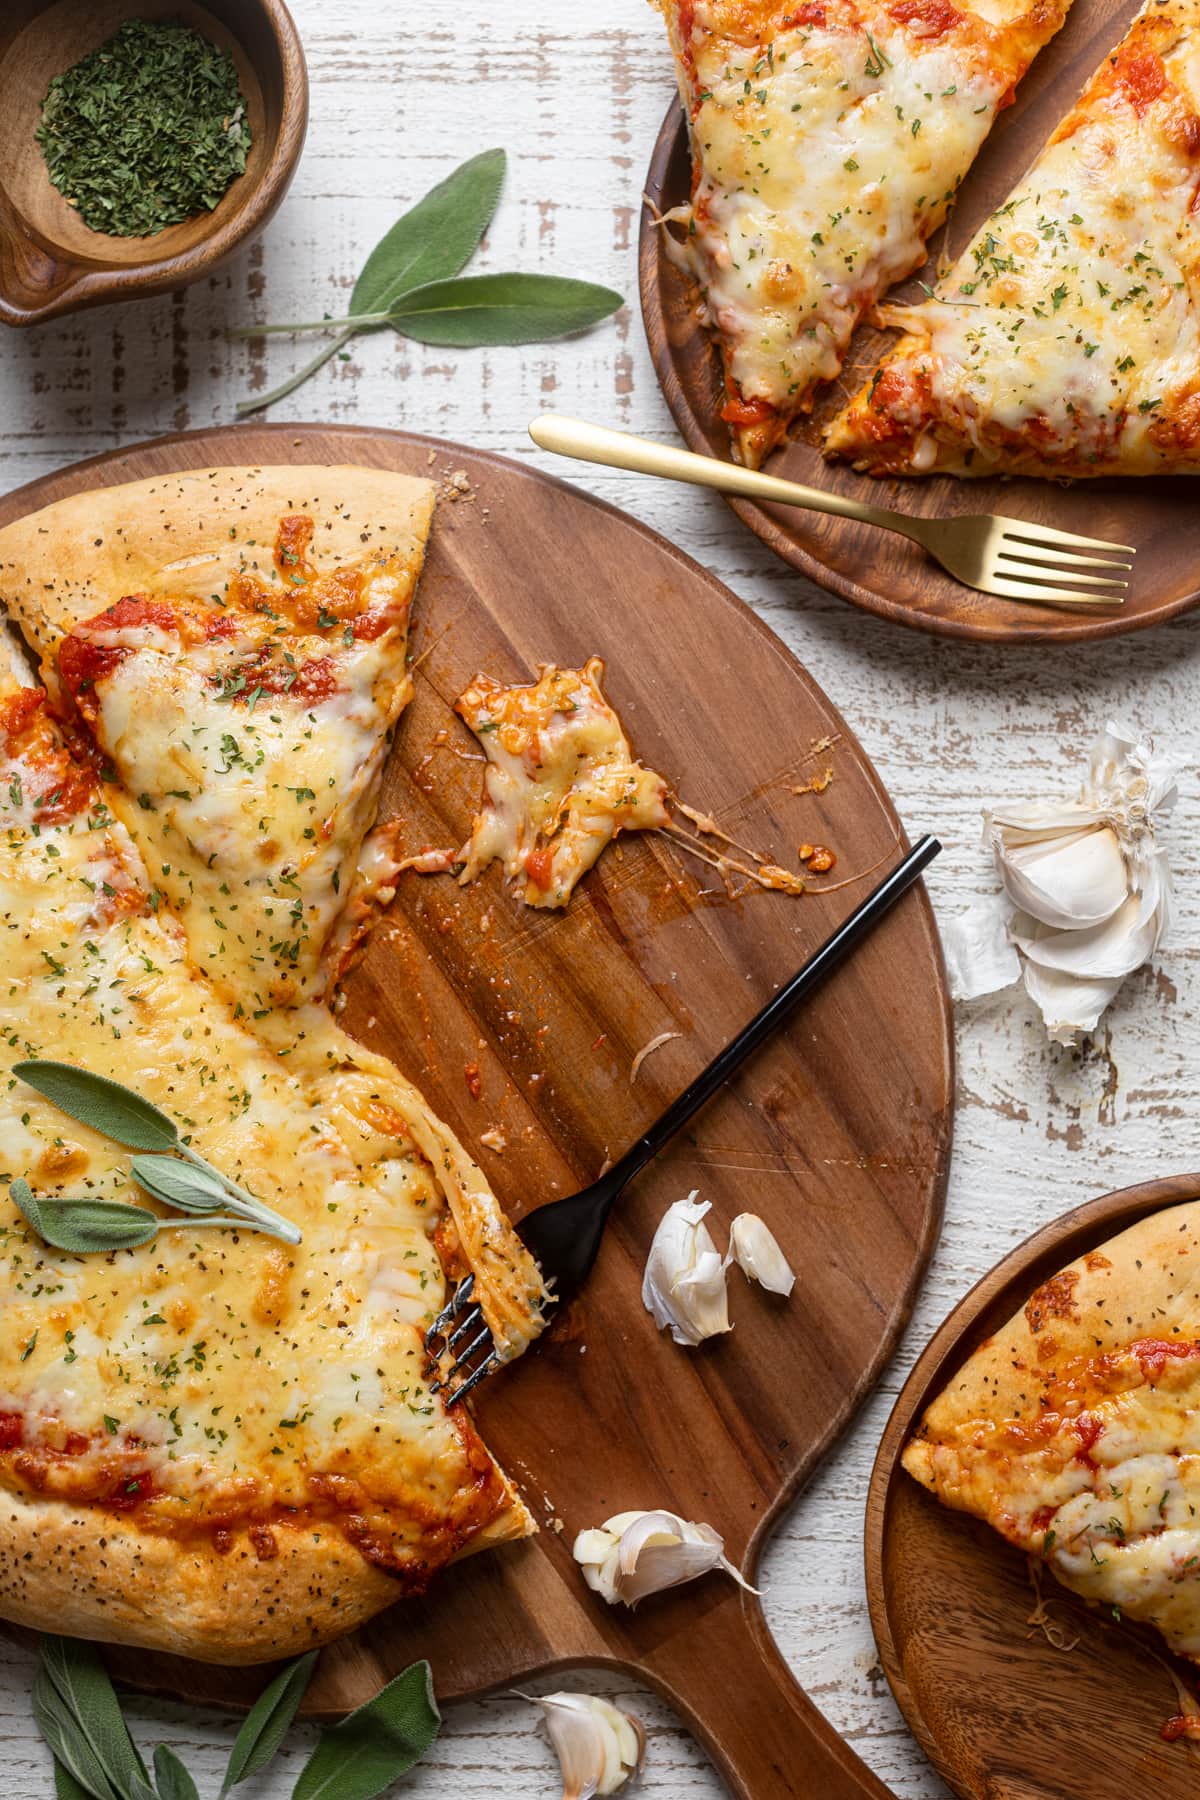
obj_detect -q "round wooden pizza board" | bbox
[868,1173,1200,1800]
[639,0,1200,644]
[0,423,953,1799]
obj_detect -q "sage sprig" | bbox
[233,148,622,414]
[33,1635,441,1800]
[11,1061,300,1251]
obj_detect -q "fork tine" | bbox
[997,539,1134,574]
[444,1350,500,1407]
[445,1303,485,1353]
[997,517,1136,555]
[984,574,1126,609]
[993,556,1129,591]
[429,1323,495,1396]
[425,1272,475,1349]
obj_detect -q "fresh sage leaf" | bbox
[15,1186,160,1255]
[130,1154,230,1214]
[221,1649,318,1792]
[14,1061,179,1154]
[291,1660,440,1800]
[383,272,624,347]
[351,147,505,323]
[10,1176,46,1238]
[53,1759,93,1800]
[35,1636,155,1800]
[234,149,621,412]
[153,1744,200,1800]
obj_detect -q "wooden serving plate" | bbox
[0,423,954,1798]
[640,0,1198,644]
[0,0,307,327]
[868,1174,1200,1800]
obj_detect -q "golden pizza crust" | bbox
[0,1483,533,1665]
[0,462,436,670]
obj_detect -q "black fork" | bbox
[425,833,941,1404]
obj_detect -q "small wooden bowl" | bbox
[0,0,307,325]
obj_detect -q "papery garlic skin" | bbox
[534,1693,645,1799]
[573,1508,756,1607]
[641,1193,731,1346]
[727,1214,795,1296]
[943,722,1182,1045]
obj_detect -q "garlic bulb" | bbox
[640,1194,731,1346]
[727,1214,795,1295]
[532,1693,645,1798]
[943,722,1182,1045]
[572,1509,756,1606]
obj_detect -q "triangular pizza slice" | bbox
[905,1198,1200,1663]
[0,465,434,1013]
[827,0,1200,477]
[657,0,1072,467]
[0,630,544,1662]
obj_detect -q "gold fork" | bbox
[527,414,1134,610]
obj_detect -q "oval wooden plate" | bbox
[867,1173,1200,1800]
[0,423,952,1799]
[640,0,1199,644]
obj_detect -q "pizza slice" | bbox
[904,1198,1200,1664]
[657,0,1072,467]
[0,632,544,1663]
[453,659,670,908]
[827,0,1200,477]
[0,465,434,1013]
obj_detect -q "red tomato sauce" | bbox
[888,0,962,40]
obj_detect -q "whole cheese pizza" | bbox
[828,0,1200,477]
[905,1198,1200,1663]
[656,0,1072,467]
[0,467,547,1664]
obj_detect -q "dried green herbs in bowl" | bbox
[0,0,307,326]
[37,18,251,238]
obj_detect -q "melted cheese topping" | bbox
[660,0,1070,465]
[828,1,1200,476]
[454,659,670,908]
[0,665,527,1577]
[905,1338,1200,1659]
[55,520,420,1012]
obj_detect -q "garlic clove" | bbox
[1014,885,1162,982]
[641,1194,732,1346]
[994,823,1128,930]
[727,1214,795,1296]
[534,1692,645,1799]
[945,722,1181,1043]
[1019,961,1123,1046]
[573,1509,757,1607]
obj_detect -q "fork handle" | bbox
[614,834,941,1192]
[528,413,922,545]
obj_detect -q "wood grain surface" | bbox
[0,0,307,325]
[0,421,952,1798]
[868,1175,1200,1800]
[639,0,1199,644]
[0,2,1197,1793]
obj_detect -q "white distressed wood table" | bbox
[1,1,1197,1793]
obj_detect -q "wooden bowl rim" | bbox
[638,98,1200,648]
[0,0,308,326]
[864,1171,1200,1797]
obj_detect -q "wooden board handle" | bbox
[640,1593,895,1800]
